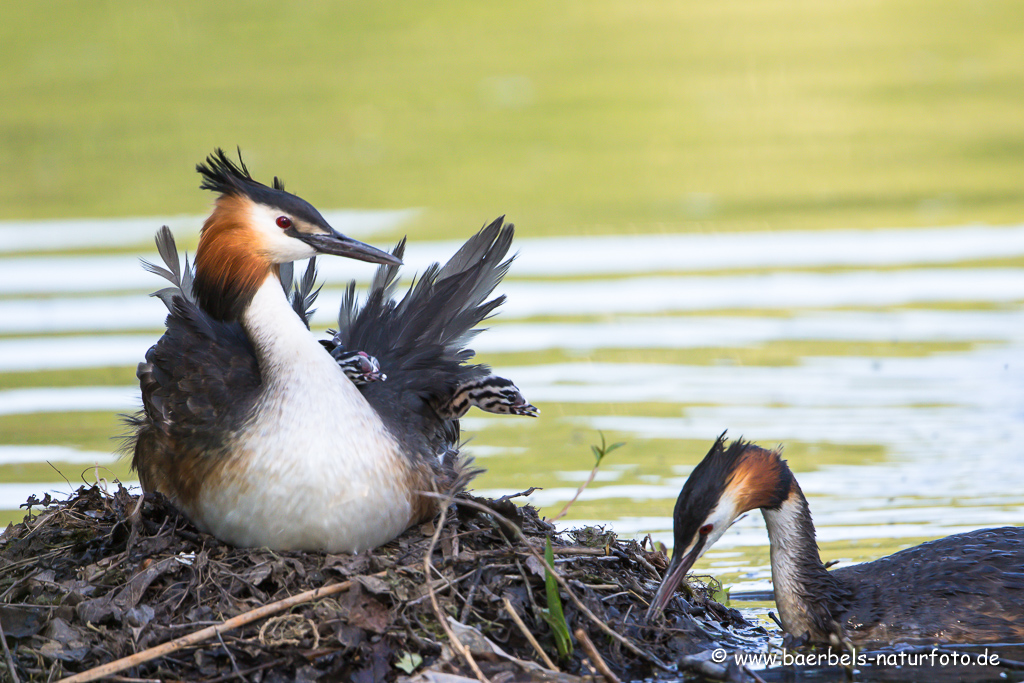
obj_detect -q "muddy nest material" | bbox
[0,484,761,682]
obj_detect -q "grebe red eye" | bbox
[276,216,292,229]
[699,524,713,535]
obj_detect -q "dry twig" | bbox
[575,628,621,683]
[0,610,21,683]
[549,469,601,523]
[215,628,246,683]
[423,491,672,672]
[57,575,381,683]
[423,496,490,683]
[502,596,559,672]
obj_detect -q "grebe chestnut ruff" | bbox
[647,436,1024,645]
[129,149,531,553]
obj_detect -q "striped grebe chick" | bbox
[433,375,538,419]
[329,348,386,385]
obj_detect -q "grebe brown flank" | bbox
[128,148,522,553]
[646,436,1024,645]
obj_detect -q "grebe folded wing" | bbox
[131,228,262,498]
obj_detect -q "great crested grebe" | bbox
[647,436,1024,645]
[129,149,531,553]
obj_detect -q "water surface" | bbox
[1,216,1022,608]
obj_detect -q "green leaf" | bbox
[540,535,573,657]
[708,576,730,605]
[395,651,423,674]
[591,431,626,465]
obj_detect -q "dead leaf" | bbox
[242,562,273,586]
[0,604,48,637]
[352,639,392,683]
[345,586,390,634]
[525,555,546,578]
[355,574,390,596]
[77,556,178,624]
[335,623,365,649]
[37,637,89,663]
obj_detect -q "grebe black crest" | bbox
[647,435,1024,645]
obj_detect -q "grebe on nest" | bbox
[647,436,1024,645]
[128,149,534,553]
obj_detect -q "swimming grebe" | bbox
[646,436,1024,645]
[129,149,528,553]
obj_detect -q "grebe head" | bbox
[192,148,401,320]
[471,376,539,417]
[647,435,793,620]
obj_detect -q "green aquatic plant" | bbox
[539,535,573,658]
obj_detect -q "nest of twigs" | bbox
[0,484,764,682]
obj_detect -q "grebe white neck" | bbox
[187,275,417,553]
